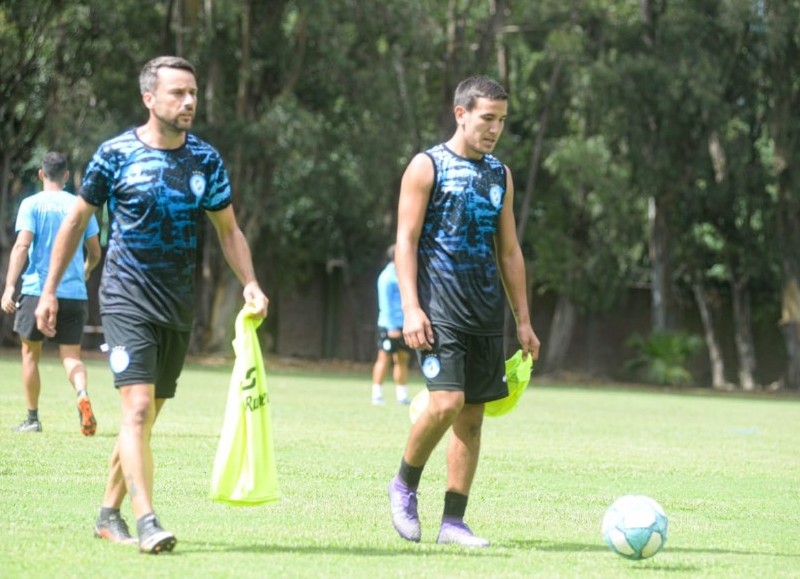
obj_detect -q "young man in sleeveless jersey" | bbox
[389,75,540,547]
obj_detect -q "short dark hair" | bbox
[41,152,68,181]
[453,75,508,111]
[139,56,196,94]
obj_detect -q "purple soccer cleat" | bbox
[436,517,489,548]
[388,476,421,542]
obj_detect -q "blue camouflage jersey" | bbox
[418,144,507,335]
[81,129,232,330]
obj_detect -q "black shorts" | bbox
[416,324,508,405]
[101,313,190,399]
[14,295,87,344]
[377,327,411,354]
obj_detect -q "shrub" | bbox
[623,331,704,386]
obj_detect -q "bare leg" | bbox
[445,403,484,494]
[436,403,489,547]
[403,390,464,466]
[389,390,464,543]
[372,350,390,403]
[116,384,158,519]
[102,399,166,510]
[19,339,43,411]
[392,350,410,402]
[58,343,88,393]
[372,350,390,385]
[392,350,410,386]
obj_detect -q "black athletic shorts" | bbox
[14,294,87,344]
[416,324,508,405]
[377,327,411,354]
[101,313,190,399]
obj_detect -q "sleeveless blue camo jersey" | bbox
[81,130,232,330]
[419,144,507,335]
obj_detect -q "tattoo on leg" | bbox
[126,475,138,498]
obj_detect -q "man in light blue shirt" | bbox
[1,152,101,435]
[371,244,411,405]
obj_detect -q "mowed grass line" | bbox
[0,353,798,578]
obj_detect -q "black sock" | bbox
[443,491,468,519]
[398,458,424,489]
[99,507,120,521]
[27,409,39,422]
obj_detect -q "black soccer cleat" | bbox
[137,513,177,554]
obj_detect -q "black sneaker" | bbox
[13,419,42,433]
[137,513,177,554]
[94,512,137,545]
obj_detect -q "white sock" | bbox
[372,384,384,399]
[396,385,409,401]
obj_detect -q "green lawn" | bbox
[0,353,798,578]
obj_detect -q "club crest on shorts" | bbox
[109,346,130,374]
[421,354,441,379]
[189,172,206,197]
[489,184,503,208]
[382,338,392,351]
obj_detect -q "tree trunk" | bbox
[731,276,757,391]
[391,42,421,153]
[648,196,672,331]
[206,274,243,353]
[0,150,15,345]
[780,277,800,390]
[438,0,460,138]
[543,294,577,374]
[765,1,800,390]
[516,60,562,240]
[691,282,731,390]
[0,149,11,249]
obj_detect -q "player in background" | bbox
[35,56,268,554]
[371,244,412,405]
[389,75,540,547]
[2,151,101,435]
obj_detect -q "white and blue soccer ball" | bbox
[601,495,668,560]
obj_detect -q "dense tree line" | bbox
[1,0,798,390]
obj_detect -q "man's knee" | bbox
[428,391,465,422]
[120,385,156,426]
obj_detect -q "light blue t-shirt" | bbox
[377,262,404,330]
[16,190,100,299]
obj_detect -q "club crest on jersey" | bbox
[489,184,503,208]
[189,173,206,197]
[109,346,130,374]
[422,354,441,379]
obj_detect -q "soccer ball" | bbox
[601,495,668,560]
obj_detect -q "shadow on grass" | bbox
[177,541,509,557]
[666,546,800,558]
[505,539,607,552]
[505,539,800,559]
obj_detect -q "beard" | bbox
[155,109,194,133]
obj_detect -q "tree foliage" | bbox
[1,0,799,388]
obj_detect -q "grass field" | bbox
[0,352,798,578]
